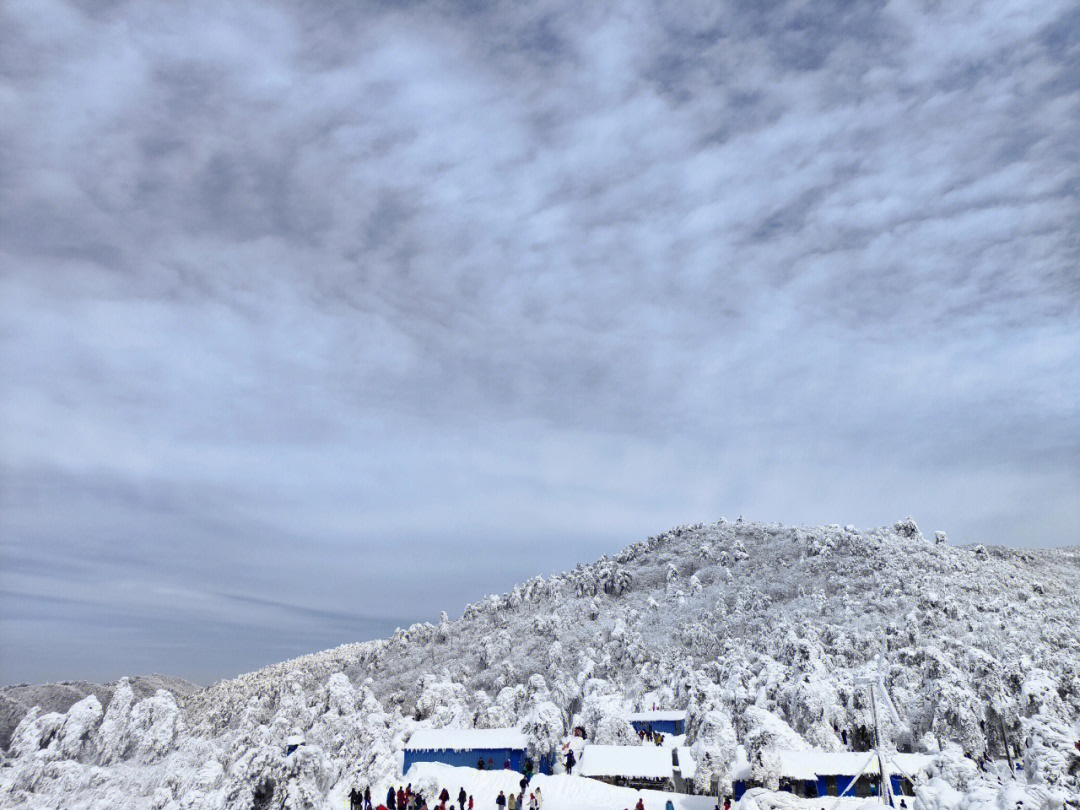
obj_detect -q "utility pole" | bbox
[855,675,894,808]
[828,671,941,810]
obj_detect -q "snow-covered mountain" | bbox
[3,518,1078,809]
[0,674,201,752]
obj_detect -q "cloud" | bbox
[1,0,1077,683]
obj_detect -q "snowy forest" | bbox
[2,518,1078,809]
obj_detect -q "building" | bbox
[628,710,687,736]
[402,728,551,775]
[576,744,699,793]
[578,744,677,791]
[732,750,934,801]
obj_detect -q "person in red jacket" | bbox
[635,797,645,810]
[398,788,406,809]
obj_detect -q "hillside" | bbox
[3,519,1078,809]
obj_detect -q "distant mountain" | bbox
[0,674,201,750]
[2,519,1078,810]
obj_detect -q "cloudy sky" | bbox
[2,0,1078,685]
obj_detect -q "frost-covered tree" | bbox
[522,691,564,768]
[691,707,739,796]
[579,684,636,745]
[415,674,469,727]
[435,611,452,644]
[96,677,138,765]
[744,706,808,789]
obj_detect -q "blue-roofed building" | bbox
[730,750,933,803]
[402,728,552,775]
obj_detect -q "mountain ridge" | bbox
[3,518,1078,809]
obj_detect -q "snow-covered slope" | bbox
[3,519,1078,810]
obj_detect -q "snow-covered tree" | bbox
[691,707,739,795]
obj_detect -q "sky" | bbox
[1,0,1078,686]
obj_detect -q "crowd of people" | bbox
[348,783,545,810]
[348,783,472,810]
[494,785,543,809]
[636,727,666,746]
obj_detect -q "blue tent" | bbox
[403,728,552,776]
[628,710,687,736]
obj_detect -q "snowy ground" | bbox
[350,763,722,810]
[336,764,899,810]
